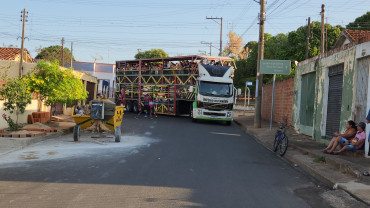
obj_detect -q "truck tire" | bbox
[133,101,139,113]
[115,126,121,142]
[73,125,80,141]
[126,101,133,112]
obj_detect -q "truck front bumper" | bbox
[193,108,233,121]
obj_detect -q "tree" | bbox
[35,45,75,66]
[0,77,32,130]
[233,41,258,90]
[134,49,168,59]
[233,22,343,87]
[27,61,88,119]
[224,31,246,59]
[286,21,342,62]
[346,12,370,31]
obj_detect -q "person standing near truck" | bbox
[149,96,157,118]
[136,94,152,118]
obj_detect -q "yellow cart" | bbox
[72,105,125,142]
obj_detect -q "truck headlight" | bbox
[227,112,232,117]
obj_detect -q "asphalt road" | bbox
[0,114,366,208]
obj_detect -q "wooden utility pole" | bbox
[325,17,328,52]
[206,16,223,56]
[305,17,311,60]
[61,37,65,67]
[19,8,27,77]
[254,0,265,128]
[320,4,325,54]
[70,42,73,68]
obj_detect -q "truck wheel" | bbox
[126,101,133,112]
[133,101,139,113]
[115,126,121,142]
[73,125,80,141]
[226,121,231,126]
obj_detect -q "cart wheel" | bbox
[115,126,121,142]
[73,125,80,141]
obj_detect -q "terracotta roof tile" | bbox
[0,47,34,62]
[343,30,370,42]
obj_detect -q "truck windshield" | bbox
[199,81,233,97]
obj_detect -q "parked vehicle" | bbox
[115,55,240,124]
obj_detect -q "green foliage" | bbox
[27,61,88,106]
[313,156,326,163]
[346,12,370,31]
[286,21,342,62]
[2,114,19,131]
[233,21,343,86]
[0,77,32,126]
[134,49,168,59]
[233,41,258,89]
[35,45,75,66]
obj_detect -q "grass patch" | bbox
[313,156,326,163]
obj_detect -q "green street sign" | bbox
[260,60,291,75]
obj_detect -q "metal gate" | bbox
[325,64,344,138]
[300,72,316,130]
[355,58,369,122]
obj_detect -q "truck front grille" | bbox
[203,112,226,117]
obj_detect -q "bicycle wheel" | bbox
[273,132,279,152]
[278,135,288,156]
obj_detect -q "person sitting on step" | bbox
[322,120,357,154]
[332,122,366,155]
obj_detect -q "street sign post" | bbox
[244,81,252,107]
[260,60,291,129]
[260,60,291,75]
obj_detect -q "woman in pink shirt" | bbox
[333,122,366,155]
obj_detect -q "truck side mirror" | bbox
[237,88,242,96]
[189,86,194,93]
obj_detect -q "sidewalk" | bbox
[234,111,370,205]
[0,115,75,156]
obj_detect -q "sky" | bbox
[0,0,369,64]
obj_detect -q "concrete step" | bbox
[286,149,370,205]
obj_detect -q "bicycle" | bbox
[273,122,288,156]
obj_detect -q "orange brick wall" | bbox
[262,78,294,126]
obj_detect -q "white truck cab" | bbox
[191,64,235,125]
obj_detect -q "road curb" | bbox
[290,144,361,178]
[233,119,370,206]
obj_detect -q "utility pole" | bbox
[325,17,328,52]
[206,16,223,56]
[61,37,65,67]
[305,17,311,60]
[254,0,265,128]
[70,42,73,68]
[19,8,27,77]
[320,4,325,54]
[201,41,212,56]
